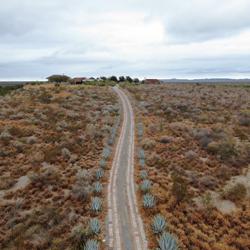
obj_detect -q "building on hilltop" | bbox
[144,79,161,84]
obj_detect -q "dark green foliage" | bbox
[0,85,23,96]
[47,74,70,83]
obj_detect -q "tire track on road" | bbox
[107,87,147,250]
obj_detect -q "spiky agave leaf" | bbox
[140,179,152,193]
[95,168,104,180]
[93,182,102,194]
[152,214,166,234]
[89,218,101,235]
[139,149,145,160]
[157,232,179,250]
[84,239,100,250]
[140,170,148,179]
[143,193,155,209]
[91,197,102,213]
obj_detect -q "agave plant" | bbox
[91,197,102,213]
[102,147,111,160]
[140,170,148,180]
[84,239,100,250]
[140,179,152,193]
[139,149,145,160]
[139,158,145,168]
[143,193,155,209]
[138,123,143,137]
[96,168,104,180]
[99,159,106,168]
[93,182,102,194]
[157,232,179,250]
[152,214,167,234]
[89,218,101,235]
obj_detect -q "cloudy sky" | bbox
[1,0,250,80]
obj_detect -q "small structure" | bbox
[144,79,161,84]
[72,77,88,84]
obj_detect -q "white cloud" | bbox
[0,0,250,80]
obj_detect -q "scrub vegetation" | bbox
[0,83,120,249]
[126,83,250,250]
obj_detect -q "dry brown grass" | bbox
[127,84,250,250]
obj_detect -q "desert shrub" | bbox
[28,166,60,186]
[0,85,23,96]
[72,169,92,202]
[72,184,92,202]
[38,92,52,104]
[140,179,152,193]
[91,197,102,213]
[142,138,156,150]
[207,139,238,160]
[222,183,247,202]
[171,172,188,203]
[76,169,92,183]
[201,192,213,212]
[43,146,61,163]
[0,176,16,190]
[143,193,156,209]
[71,224,91,250]
[152,215,167,234]
[238,110,250,126]
[89,218,101,235]
[157,232,179,250]
[0,129,12,144]
[84,239,99,250]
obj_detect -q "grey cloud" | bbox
[0,0,250,79]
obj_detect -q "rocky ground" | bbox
[126,84,250,250]
[0,83,120,249]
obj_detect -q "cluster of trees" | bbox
[101,76,140,83]
[47,75,140,84]
[47,75,71,83]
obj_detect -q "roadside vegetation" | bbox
[0,85,23,96]
[126,83,250,250]
[0,83,120,249]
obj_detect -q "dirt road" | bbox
[107,87,147,250]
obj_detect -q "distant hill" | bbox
[161,78,250,84]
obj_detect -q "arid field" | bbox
[125,84,250,250]
[0,84,120,249]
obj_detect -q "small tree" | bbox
[119,76,125,82]
[109,76,118,82]
[100,76,107,81]
[47,74,70,83]
[134,78,140,83]
[126,76,133,83]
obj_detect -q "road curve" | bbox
[107,86,147,250]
